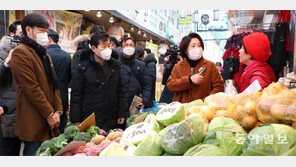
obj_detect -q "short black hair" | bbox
[47,29,59,43]
[179,32,204,58]
[135,45,145,58]
[109,36,119,47]
[215,62,222,66]
[21,13,49,36]
[90,26,105,35]
[9,20,22,34]
[121,37,135,47]
[90,31,109,47]
[145,48,151,54]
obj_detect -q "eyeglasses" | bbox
[122,44,135,47]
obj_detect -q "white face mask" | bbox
[123,47,135,56]
[96,48,112,60]
[188,48,203,61]
[35,32,48,46]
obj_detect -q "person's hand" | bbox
[72,122,81,127]
[4,49,13,65]
[0,107,4,116]
[190,73,204,85]
[136,103,145,109]
[47,113,57,129]
[117,118,125,124]
[53,112,60,128]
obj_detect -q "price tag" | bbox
[243,79,262,93]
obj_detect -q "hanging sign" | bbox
[228,10,255,26]
[107,25,125,41]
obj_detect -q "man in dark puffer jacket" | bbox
[70,31,128,131]
[119,37,152,111]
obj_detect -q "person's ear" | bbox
[91,45,97,52]
[25,26,32,37]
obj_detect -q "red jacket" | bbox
[239,60,276,93]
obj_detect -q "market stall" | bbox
[36,82,296,156]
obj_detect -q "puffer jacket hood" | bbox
[144,53,157,64]
[73,34,89,51]
[0,35,18,53]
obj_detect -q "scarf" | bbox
[186,56,203,68]
[20,35,59,90]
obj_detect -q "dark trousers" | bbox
[59,113,67,134]
[3,137,21,156]
[0,128,4,156]
[23,141,42,156]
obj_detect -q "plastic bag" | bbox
[256,83,296,124]
[204,92,234,109]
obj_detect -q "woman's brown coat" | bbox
[167,58,224,103]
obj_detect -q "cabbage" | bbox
[100,142,128,156]
[144,114,164,133]
[121,122,151,146]
[203,117,247,156]
[156,102,186,126]
[134,131,163,156]
[202,131,246,156]
[119,140,137,156]
[208,117,246,134]
[242,124,296,156]
[184,144,227,156]
[159,114,206,155]
[184,99,204,112]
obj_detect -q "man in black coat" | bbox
[71,26,105,76]
[70,31,128,131]
[0,101,8,155]
[0,20,22,156]
[135,46,157,108]
[119,37,152,110]
[144,53,157,108]
[46,29,71,133]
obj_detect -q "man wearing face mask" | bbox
[167,33,224,103]
[119,37,152,113]
[70,31,128,131]
[10,13,63,156]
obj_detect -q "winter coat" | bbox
[47,44,71,112]
[71,35,90,76]
[239,60,276,93]
[167,57,225,103]
[0,36,18,139]
[159,62,174,103]
[10,43,63,141]
[0,100,8,113]
[119,54,152,109]
[70,49,128,131]
[144,53,157,108]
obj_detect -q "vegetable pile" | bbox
[36,83,296,156]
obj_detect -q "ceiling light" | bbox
[149,38,153,43]
[137,30,142,35]
[109,15,114,23]
[143,32,147,38]
[85,10,90,12]
[96,10,102,17]
[130,26,135,32]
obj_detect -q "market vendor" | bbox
[238,32,276,93]
[167,32,224,103]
